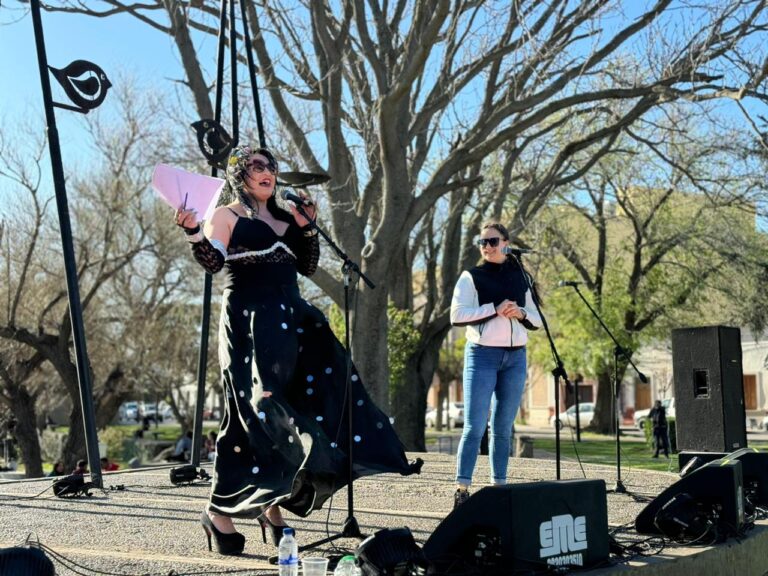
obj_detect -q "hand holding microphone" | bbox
[281,189,316,227]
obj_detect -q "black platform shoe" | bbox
[257,513,293,546]
[201,511,246,555]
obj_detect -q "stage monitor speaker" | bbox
[423,480,608,574]
[679,448,768,507]
[672,325,747,452]
[635,459,745,541]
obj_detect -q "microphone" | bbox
[501,246,535,256]
[280,189,314,207]
[557,280,582,288]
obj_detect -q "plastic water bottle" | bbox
[333,555,362,576]
[277,527,298,576]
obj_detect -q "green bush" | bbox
[643,418,676,453]
[99,427,134,462]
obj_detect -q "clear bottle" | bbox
[333,555,362,576]
[277,527,299,576]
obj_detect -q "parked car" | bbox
[549,403,595,430]
[633,397,675,430]
[117,401,140,423]
[140,401,173,423]
[425,402,464,428]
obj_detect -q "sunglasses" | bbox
[477,237,503,248]
[245,159,277,174]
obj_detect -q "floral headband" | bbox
[223,145,278,218]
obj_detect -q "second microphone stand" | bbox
[565,284,647,494]
[510,254,571,480]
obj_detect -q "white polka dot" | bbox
[315,323,322,328]
[297,328,304,334]
[239,390,245,397]
[389,417,395,424]
[234,446,241,453]
[252,466,260,474]
[306,375,314,382]
[290,307,294,313]
[288,436,294,443]
[330,442,337,448]
[376,422,383,429]
[244,356,249,363]
[306,388,314,395]
[258,411,266,420]
[281,323,288,329]
[356,399,363,407]
[325,367,332,374]
[354,435,361,442]
[299,346,304,352]
[289,417,294,425]
[243,310,249,316]
[351,374,359,382]
[281,304,286,310]
[316,416,324,422]
[246,419,252,425]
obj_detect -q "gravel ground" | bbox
[0,452,734,575]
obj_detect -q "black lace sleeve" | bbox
[296,226,319,277]
[184,226,225,274]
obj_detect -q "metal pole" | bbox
[29,0,102,488]
[191,0,229,469]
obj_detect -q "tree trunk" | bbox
[95,366,130,429]
[351,284,390,411]
[591,368,615,435]
[392,324,451,450]
[62,403,87,472]
[10,388,43,478]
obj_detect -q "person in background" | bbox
[100,457,119,471]
[72,459,88,475]
[650,400,670,458]
[48,461,65,477]
[204,431,218,462]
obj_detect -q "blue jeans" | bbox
[456,343,527,486]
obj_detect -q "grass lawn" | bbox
[533,435,768,472]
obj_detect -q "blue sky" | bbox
[0,6,209,214]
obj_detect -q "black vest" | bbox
[468,260,527,308]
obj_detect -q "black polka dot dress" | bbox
[208,215,421,519]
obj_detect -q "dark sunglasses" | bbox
[245,159,277,174]
[477,237,502,248]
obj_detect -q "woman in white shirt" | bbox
[449,222,542,508]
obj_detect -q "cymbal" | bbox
[277,171,331,188]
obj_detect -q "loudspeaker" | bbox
[672,325,747,452]
[423,480,608,574]
[0,547,55,576]
[635,459,745,541]
[356,527,427,576]
[679,448,768,507]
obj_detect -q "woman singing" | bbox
[175,146,421,554]
[449,222,541,509]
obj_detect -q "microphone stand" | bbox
[509,254,571,480]
[292,199,373,553]
[564,284,647,494]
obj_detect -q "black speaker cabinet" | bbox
[672,325,746,452]
[423,480,608,574]
[636,459,745,540]
[679,448,768,507]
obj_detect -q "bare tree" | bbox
[39,0,768,448]
[0,87,167,469]
[533,110,767,433]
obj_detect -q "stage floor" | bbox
[0,452,766,575]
